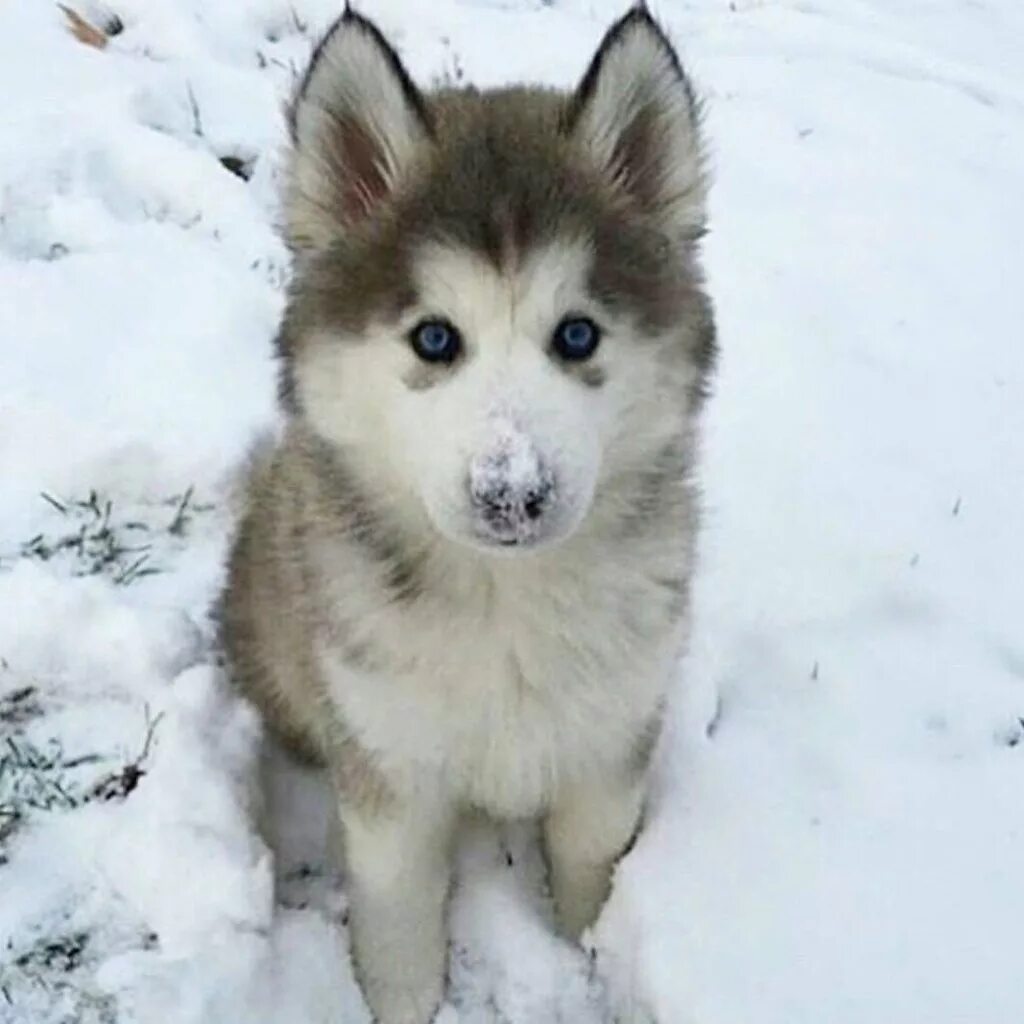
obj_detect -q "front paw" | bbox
[359,972,444,1024]
[349,909,447,1024]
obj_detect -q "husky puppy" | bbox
[222,5,714,1022]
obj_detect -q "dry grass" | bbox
[58,5,108,50]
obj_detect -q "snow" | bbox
[1,1,1022,1022]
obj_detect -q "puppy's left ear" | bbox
[565,7,707,238]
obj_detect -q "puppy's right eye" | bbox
[409,319,462,364]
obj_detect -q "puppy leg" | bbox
[341,795,455,1024]
[543,771,646,939]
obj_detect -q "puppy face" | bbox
[281,9,714,554]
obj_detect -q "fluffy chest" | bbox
[314,543,684,816]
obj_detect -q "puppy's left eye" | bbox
[551,317,601,361]
[409,318,462,364]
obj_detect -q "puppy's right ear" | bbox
[285,9,432,252]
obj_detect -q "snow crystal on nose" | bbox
[470,420,543,495]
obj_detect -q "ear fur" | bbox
[285,9,431,251]
[565,5,708,238]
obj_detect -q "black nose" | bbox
[470,475,554,528]
[522,484,550,521]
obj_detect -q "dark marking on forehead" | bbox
[399,89,704,338]
[398,88,603,267]
[409,92,698,336]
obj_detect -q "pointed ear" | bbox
[285,9,432,252]
[564,7,707,238]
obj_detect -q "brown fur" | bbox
[222,429,397,811]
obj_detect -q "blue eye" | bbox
[410,319,461,363]
[552,316,601,361]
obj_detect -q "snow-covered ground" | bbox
[2,1,1022,1021]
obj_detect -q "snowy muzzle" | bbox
[467,430,557,547]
